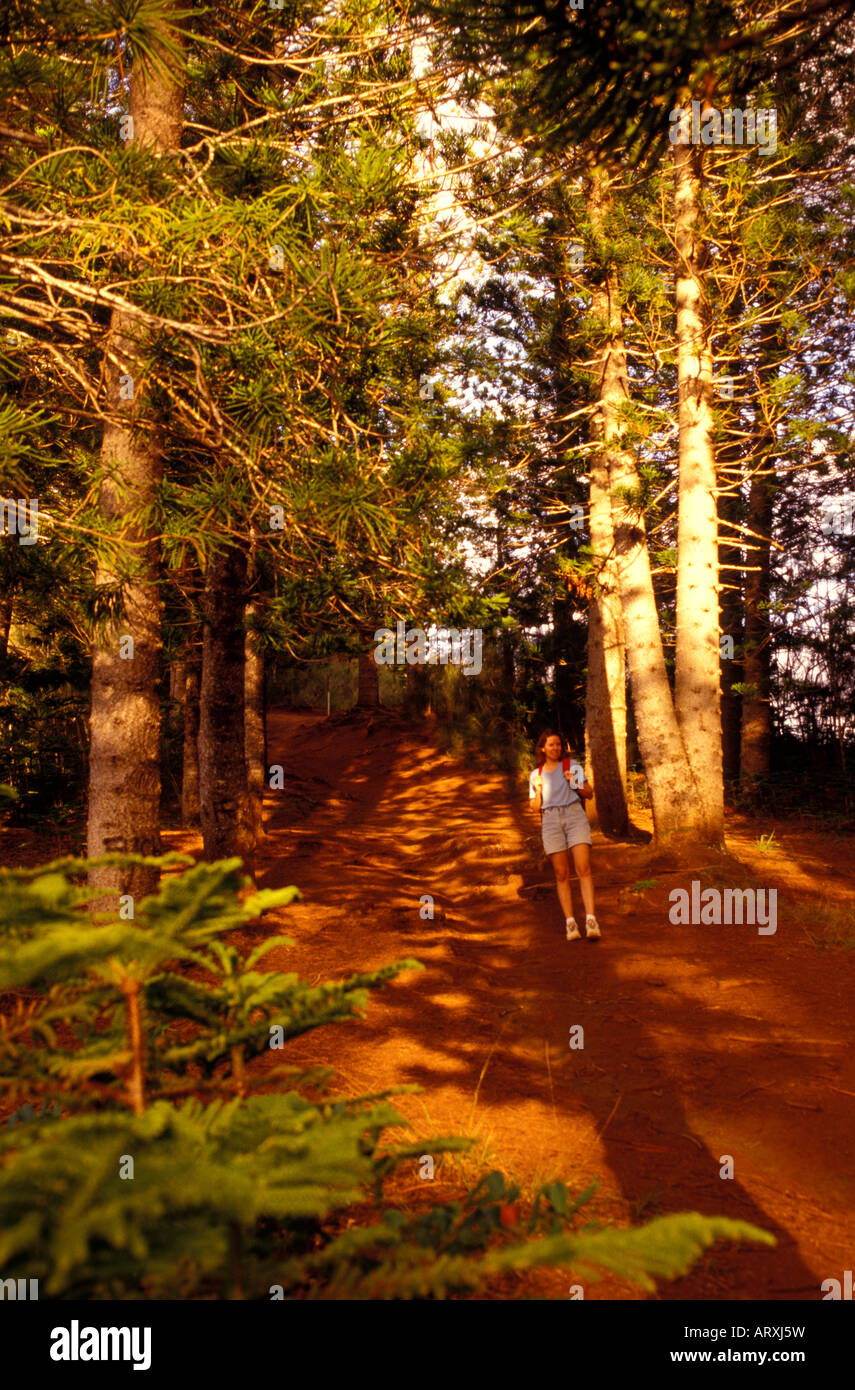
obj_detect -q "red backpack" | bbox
[538,756,586,811]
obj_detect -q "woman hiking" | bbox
[529,730,601,942]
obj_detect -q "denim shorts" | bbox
[541,801,592,855]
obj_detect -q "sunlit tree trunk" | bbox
[585,499,628,833]
[87,10,184,902]
[585,163,699,842]
[586,237,628,835]
[673,136,724,843]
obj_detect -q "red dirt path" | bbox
[217,708,855,1300]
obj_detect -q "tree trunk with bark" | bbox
[739,320,781,790]
[740,469,774,784]
[585,162,699,843]
[181,644,201,826]
[586,245,629,836]
[87,12,184,903]
[198,545,255,865]
[245,611,266,845]
[673,136,725,844]
[716,293,747,788]
[168,657,185,735]
[718,472,744,786]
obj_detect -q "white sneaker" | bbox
[566,918,581,942]
[585,915,601,941]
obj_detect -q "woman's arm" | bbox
[530,772,543,812]
[579,779,594,801]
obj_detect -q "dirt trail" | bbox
[180,707,855,1300]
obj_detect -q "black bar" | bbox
[4,1297,850,1378]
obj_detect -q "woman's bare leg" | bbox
[571,842,595,918]
[549,849,575,919]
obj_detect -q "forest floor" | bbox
[5,705,855,1300]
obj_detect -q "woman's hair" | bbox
[535,729,569,763]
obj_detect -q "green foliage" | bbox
[0,1095,414,1296]
[0,854,419,1106]
[420,0,744,164]
[269,1174,774,1300]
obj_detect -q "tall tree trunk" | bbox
[740,469,774,784]
[585,554,628,832]
[168,657,185,736]
[586,254,628,836]
[87,12,184,902]
[244,528,265,842]
[181,644,201,827]
[199,545,254,864]
[585,162,699,843]
[739,321,780,790]
[245,612,266,845]
[162,656,185,809]
[544,212,586,750]
[718,470,743,786]
[673,136,724,844]
[716,292,747,788]
[169,660,184,703]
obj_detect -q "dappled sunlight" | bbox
[236,707,855,1301]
